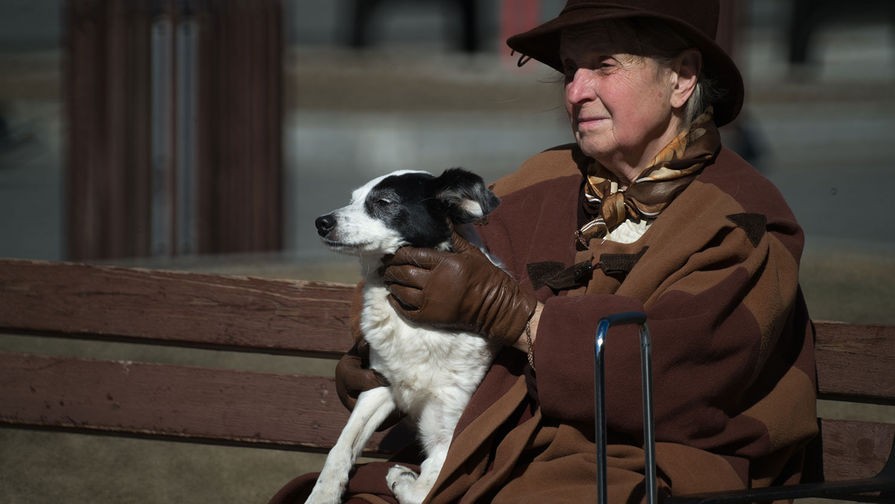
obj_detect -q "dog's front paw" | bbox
[388,464,434,504]
[386,464,419,498]
[387,464,418,490]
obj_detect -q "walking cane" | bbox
[594,312,657,504]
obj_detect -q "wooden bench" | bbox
[1,258,893,498]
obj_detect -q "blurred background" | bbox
[0,0,894,502]
[1,0,894,314]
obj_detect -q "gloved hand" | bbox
[334,281,391,412]
[334,339,390,412]
[382,232,537,346]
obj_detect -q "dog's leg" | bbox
[386,442,450,504]
[386,400,458,504]
[306,387,395,504]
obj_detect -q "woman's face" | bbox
[560,25,686,180]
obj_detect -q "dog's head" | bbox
[315,168,499,256]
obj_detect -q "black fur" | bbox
[433,168,501,224]
[364,168,499,249]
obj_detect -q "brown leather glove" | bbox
[335,281,390,412]
[382,232,537,346]
[334,339,390,412]
[335,282,404,429]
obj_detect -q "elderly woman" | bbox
[271,1,817,502]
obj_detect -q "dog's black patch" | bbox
[365,168,499,249]
[365,172,450,249]
[433,168,500,224]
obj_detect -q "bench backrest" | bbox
[0,259,893,478]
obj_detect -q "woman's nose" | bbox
[565,68,596,104]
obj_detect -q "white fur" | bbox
[306,171,498,504]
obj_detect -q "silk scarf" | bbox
[577,108,721,246]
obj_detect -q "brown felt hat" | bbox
[506,0,744,127]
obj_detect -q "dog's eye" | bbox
[375,198,393,207]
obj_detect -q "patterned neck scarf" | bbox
[577,108,721,246]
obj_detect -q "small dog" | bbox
[308,168,501,504]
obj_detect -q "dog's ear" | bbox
[433,168,500,224]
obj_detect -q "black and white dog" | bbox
[308,168,501,504]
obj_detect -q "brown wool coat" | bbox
[421,143,818,503]
[270,144,817,504]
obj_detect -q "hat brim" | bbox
[507,8,744,127]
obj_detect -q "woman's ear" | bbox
[670,49,701,109]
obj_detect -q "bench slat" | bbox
[0,259,356,357]
[820,418,895,480]
[0,351,407,455]
[814,322,895,403]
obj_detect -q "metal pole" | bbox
[594,312,657,504]
[594,318,610,504]
[639,321,657,504]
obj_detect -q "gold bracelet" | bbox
[525,319,535,371]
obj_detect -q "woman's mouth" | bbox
[577,116,608,130]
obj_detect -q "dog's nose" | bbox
[315,214,336,237]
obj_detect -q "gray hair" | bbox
[685,74,725,126]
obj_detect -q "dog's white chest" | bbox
[360,284,493,417]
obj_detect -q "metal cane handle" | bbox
[594,312,657,504]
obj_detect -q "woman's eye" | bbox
[562,58,615,81]
[562,60,578,80]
